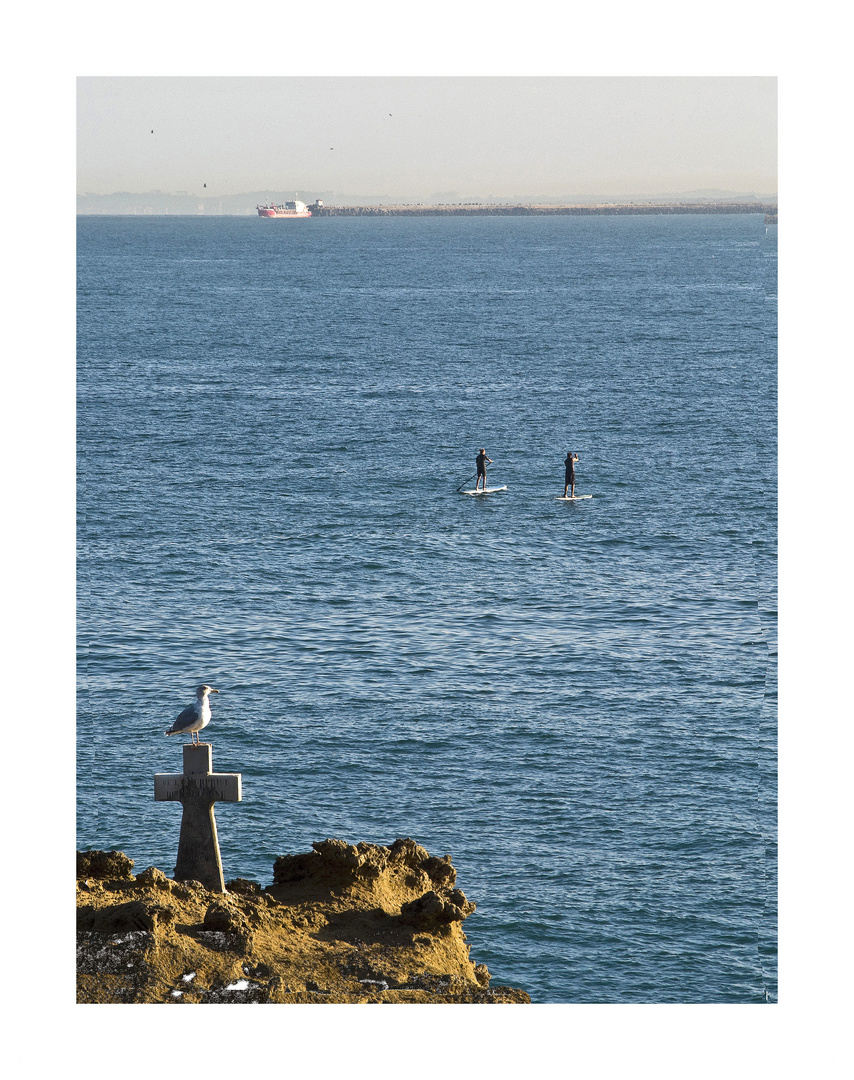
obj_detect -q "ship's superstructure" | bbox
[257,199,318,218]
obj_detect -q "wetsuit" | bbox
[476,452,488,481]
[564,455,576,485]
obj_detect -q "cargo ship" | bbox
[256,199,317,218]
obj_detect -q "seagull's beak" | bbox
[210,688,220,693]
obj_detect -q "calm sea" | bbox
[77,213,777,1003]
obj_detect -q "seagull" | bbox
[165,685,220,744]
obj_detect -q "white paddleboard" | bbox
[462,486,508,495]
[556,494,593,501]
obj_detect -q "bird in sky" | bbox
[165,684,220,744]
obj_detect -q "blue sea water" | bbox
[77,213,777,1004]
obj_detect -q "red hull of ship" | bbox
[257,208,312,218]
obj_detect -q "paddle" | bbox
[456,459,496,492]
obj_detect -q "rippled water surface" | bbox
[77,214,777,1002]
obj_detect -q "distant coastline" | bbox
[77,199,777,218]
[77,187,778,217]
[312,202,777,217]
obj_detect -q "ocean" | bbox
[77,212,777,1003]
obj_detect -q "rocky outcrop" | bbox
[77,849,135,880]
[76,839,530,1004]
[272,837,456,890]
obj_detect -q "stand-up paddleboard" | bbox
[556,494,593,501]
[461,486,508,496]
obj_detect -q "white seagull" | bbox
[165,685,220,744]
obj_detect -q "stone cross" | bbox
[154,743,242,893]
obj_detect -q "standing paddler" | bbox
[563,451,579,498]
[475,448,493,492]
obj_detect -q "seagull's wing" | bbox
[166,704,197,734]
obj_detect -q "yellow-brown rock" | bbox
[76,838,530,1004]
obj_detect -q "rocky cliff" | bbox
[76,838,530,1004]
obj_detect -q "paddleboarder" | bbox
[563,452,579,498]
[475,449,493,492]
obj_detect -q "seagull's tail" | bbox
[164,728,174,736]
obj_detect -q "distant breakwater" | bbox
[313,202,777,218]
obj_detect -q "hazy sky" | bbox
[77,76,776,201]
